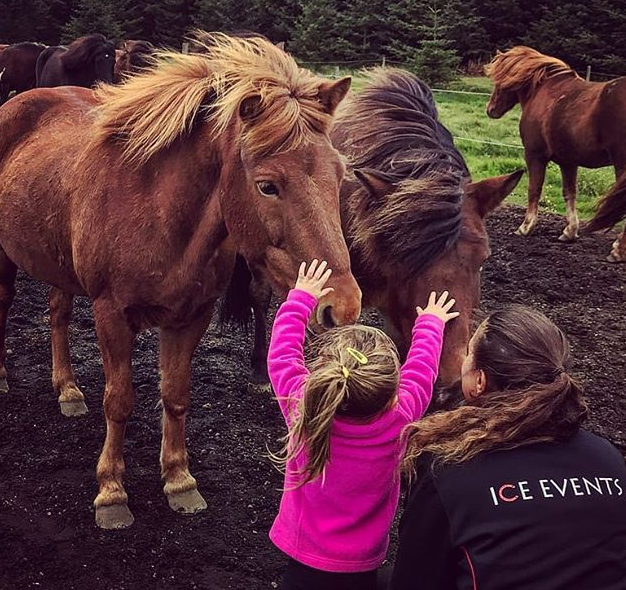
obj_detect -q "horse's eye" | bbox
[257,181,279,197]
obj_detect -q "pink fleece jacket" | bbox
[267,289,445,573]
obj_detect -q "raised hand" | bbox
[295,259,334,299]
[416,291,459,324]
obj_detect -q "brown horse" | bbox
[114,40,155,82]
[36,33,115,88]
[0,42,46,104]
[485,46,626,257]
[223,69,523,390]
[0,34,360,529]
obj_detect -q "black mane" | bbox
[335,68,468,275]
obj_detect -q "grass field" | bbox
[348,75,616,220]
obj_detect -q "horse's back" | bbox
[0,86,95,293]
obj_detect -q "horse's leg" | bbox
[159,306,214,515]
[516,157,547,237]
[92,299,136,529]
[249,276,272,388]
[49,287,87,416]
[558,165,579,242]
[608,228,626,263]
[0,250,17,394]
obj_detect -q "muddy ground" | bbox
[0,206,624,590]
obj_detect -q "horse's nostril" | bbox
[322,305,336,329]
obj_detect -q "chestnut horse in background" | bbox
[222,69,523,391]
[114,40,155,82]
[0,42,46,104]
[36,33,115,87]
[485,46,626,259]
[0,34,360,528]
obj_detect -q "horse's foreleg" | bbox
[516,157,547,237]
[0,250,16,394]
[49,287,87,416]
[159,306,213,515]
[92,299,136,529]
[250,277,272,388]
[559,165,580,242]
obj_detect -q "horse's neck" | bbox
[521,74,586,109]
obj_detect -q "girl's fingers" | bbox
[428,292,437,306]
[307,259,319,278]
[319,268,332,285]
[443,298,456,311]
[447,311,460,320]
[320,287,335,298]
[437,291,449,306]
[314,260,328,279]
[416,306,424,315]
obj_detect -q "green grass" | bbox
[347,75,616,220]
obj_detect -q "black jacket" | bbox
[391,430,626,590]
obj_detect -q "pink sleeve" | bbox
[396,314,445,421]
[267,288,317,423]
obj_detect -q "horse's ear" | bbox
[275,41,285,51]
[465,168,524,217]
[317,77,351,115]
[239,95,263,122]
[354,169,394,198]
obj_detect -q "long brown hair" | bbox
[403,306,587,473]
[272,325,400,487]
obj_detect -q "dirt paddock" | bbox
[0,206,624,590]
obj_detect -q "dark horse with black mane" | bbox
[36,33,115,88]
[223,68,523,392]
[0,42,46,104]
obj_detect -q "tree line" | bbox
[2,0,625,79]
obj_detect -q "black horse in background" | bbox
[0,42,46,104]
[36,33,115,88]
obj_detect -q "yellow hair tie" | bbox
[341,366,350,379]
[346,347,368,364]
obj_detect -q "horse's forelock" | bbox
[90,33,335,164]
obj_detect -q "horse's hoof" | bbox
[558,232,578,242]
[166,488,207,515]
[607,253,625,263]
[515,225,533,237]
[59,399,89,417]
[95,503,135,529]
[0,378,8,394]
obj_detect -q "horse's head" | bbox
[485,83,518,118]
[93,39,116,84]
[206,37,361,327]
[426,169,524,386]
[352,168,523,388]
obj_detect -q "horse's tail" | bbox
[218,254,254,330]
[585,171,626,233]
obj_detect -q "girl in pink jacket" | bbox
[268,259,458,590]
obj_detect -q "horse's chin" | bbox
[429,380,465,413]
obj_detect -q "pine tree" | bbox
[62,0,123,42]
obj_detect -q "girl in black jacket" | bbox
[392,306,626,590]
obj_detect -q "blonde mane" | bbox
[91,33,333,163]
[485,46,579,93]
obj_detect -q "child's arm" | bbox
[267,260,334,424]
[397,291,457,420]
[268,289,317,421]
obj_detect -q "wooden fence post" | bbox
[586,65,591,81]
[182,42,189,55]
[382,55,386,67]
